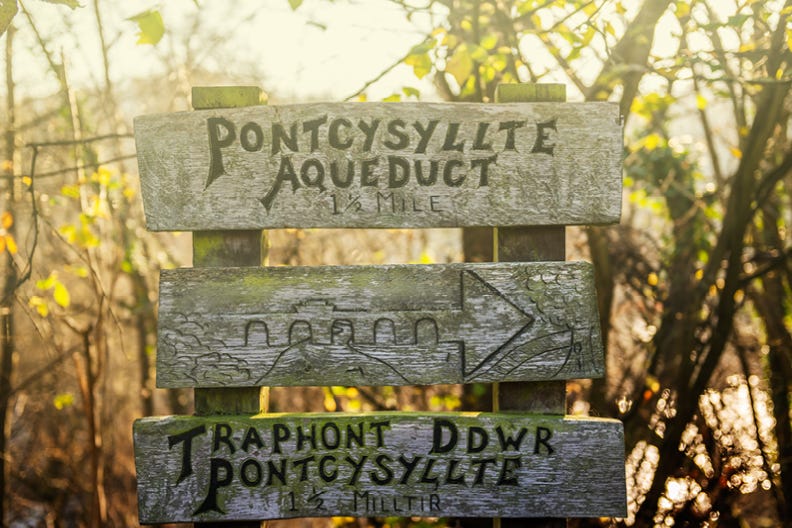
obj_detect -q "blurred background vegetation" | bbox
[0,0,791,527]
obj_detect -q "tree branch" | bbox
[344,35,434,101]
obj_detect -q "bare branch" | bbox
[25,133,133,149]
[344,35,434,101]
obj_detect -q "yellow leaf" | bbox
[441,33,458,48]
[696,94,707,110]
[647,272,659,286]
[446,45,474,86]
[128,9,165,46]
[21,177,32,187]
[404,52,432,79]
[90,195,107,218]
[53,282,70,308]
[53,393,74,410]
[322,389,337,412]
[644,133,661,151]
[647,375,660,393]
[66,265,89,278]
[738,42,756,53]
[480,34,498,50]
[4,234,17,255]
[1,159,12,172]
[93,166,113,186]
[1,211,12,229]
[730,147,743,159]
[59,224,76,243]
[60,184,81,199]
[37,273,57,291]
[29,296,49,317]
[0,238,5,254]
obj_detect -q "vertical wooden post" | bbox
[493,83,567,528]
[191,86,267,528]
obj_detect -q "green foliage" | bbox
[404,40,435,79]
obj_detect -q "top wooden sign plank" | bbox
[134,102,622,231]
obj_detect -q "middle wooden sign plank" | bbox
[157,262,603,388]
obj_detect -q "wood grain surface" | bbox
[156,261,604,388]
[134,412,626,523]
[134,102,622,230]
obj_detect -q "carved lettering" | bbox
[531,118,557,155]
[167,425,206,484]
[201,112,576,214]
[135,413,625,523]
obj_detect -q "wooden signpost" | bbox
[132,85,627,525]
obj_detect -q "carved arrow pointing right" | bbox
[156,262,603,387]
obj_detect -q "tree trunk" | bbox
[633,40,792,521]
[584,0,673,418]
[751,202,792,523]
[0,23,15,528]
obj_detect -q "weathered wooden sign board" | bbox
[134,102,622,230]
[132,86,628,526]
[134,412,626,523]
[156,261,603,388]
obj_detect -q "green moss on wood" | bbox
[495,83,566,103]
[192,86,265,110]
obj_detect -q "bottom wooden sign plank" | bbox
[134,412,626,523]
